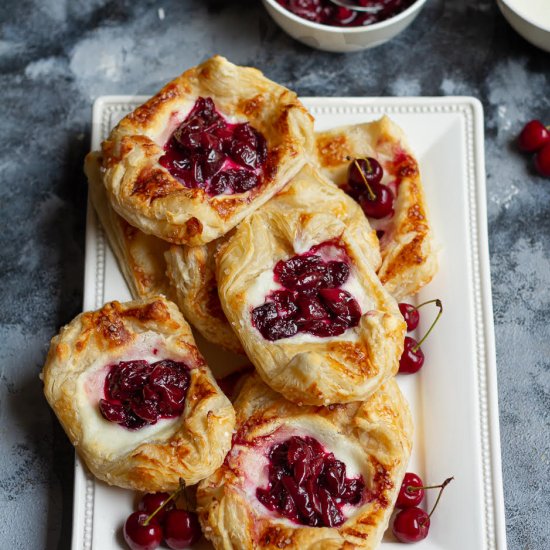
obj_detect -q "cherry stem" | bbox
[412,298,440,312]
[424,477,454,523]
[180,477,190,512]
[406,480,452,492]
[412,298,443,352]
[143,478,186,526]
[347,156,376,200]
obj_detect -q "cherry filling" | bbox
[251,242,361,341]
[256,436,365,527]
[98,359,190,430]
[276,0,416,27]
[159,97,267,196]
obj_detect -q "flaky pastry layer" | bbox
[41,296,235,492]
[316,116,438,300]
[197,374,413,550]
[165,239,244,354]
[216,165,405,406]
[101,55,314,245]
[85,151,173,300]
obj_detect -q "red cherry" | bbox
[396,472,425,508]
[534,142,550,177]
[138,492,174,524]
[358,184,394,219]
[123,512,162,550]
[392,507,430,543]
[398,303,419,332]
[164,509,202,549]
[399,336,425,374]
[518,120,550,152]
[348,157,383,190]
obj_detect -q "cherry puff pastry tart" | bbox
[216,165,405,406]
[41,296,235,492]
[100,55,314,245]
[85,152,173,300]
[197,374,413,550]
[165,239,244,355]
[316,116,438,300]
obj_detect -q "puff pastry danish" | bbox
[101,55,314,245]
[41,296,235,492]
[197,374,413,550]
[85,151,173,300]
[216,165,405,406]
[316,116,437,300]
[165,240,243,354]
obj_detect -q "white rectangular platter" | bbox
[74,96,506,550]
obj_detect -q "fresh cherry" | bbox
[123,512,162,550]
[138,492,174,524]
[399,299,441,332]
[164,509,202,549]
[518,120,550,153]
[398,299,442,374]
[396,472,425,508]
[399,336,425,374]
[534,142,550,177]
[358,183,394,219]
[399,303,419,332]
[392,476,453,543]
[393,506,430,543]
[348,157,383,190]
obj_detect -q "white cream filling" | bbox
[77,331,185,458]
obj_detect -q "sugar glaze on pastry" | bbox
[316,116,438,300]
[101,55,314,245]
[216,165,405,406]
[197,374,413,550]
[41,296,235,492]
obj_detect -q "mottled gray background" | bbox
[0,0,549,548]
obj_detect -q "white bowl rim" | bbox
[499,0,550,33]
[263,0,428,34]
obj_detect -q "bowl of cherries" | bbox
[262,0,428,52]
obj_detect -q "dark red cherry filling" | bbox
[276,0,415,27]
[99,359,190,430]
[159,97,267,196]
[256,435,365,527]
[251,242,361,341]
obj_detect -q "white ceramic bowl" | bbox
[497,0,550,53]
[262,0,428,53]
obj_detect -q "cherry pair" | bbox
[397,299,443,374]
[517,119,550,177]
[393,472,453,543]
[124,482,201,550]
[346,156,395,219]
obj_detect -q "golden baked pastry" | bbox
[85,151,173,300]
[197,374,413,550]
[216,165,405,406]
[41,296,235,492]
[165,240,243,354]
[316,116,437,300]
[101,55,314,245]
